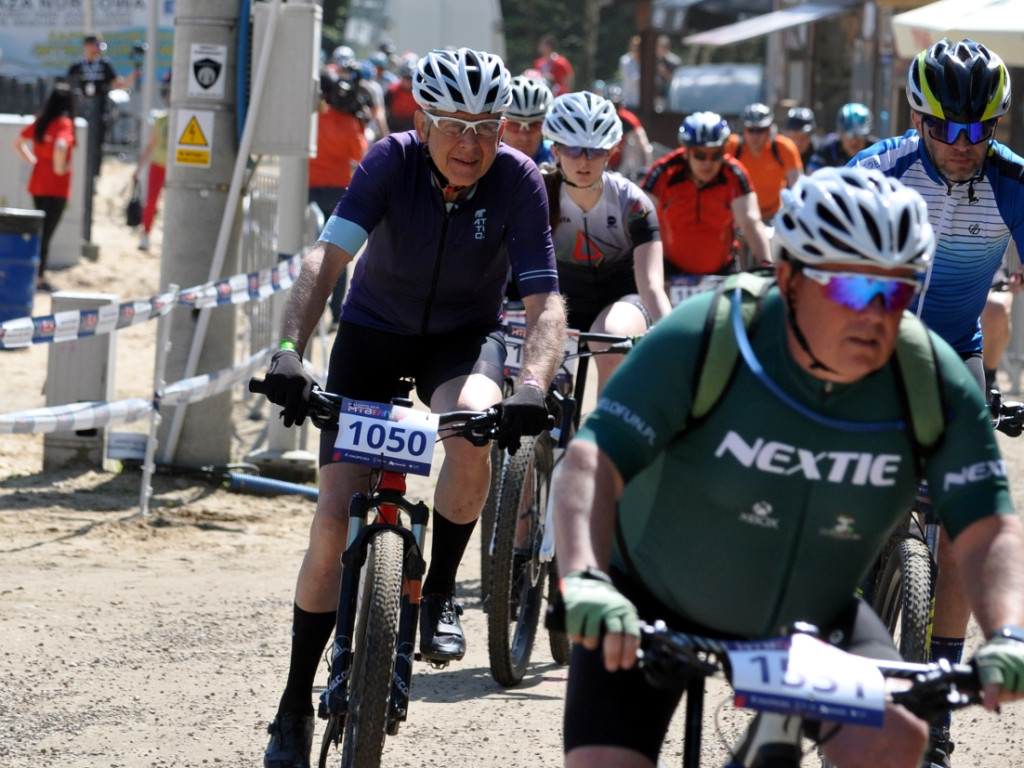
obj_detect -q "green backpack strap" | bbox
[691,272,774,421]
[892,313,947,460]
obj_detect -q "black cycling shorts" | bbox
[318,320,506,467]
[563,568,899,762]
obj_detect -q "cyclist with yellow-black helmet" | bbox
[851,38,1024,768]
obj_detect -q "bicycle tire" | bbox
[479,441,504,602]
[871,536,933,663]
[340,530,404,768]
[487,435,552,686]
[546,562,571,665]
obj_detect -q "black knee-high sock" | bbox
[277,604,337,716]
[422,509,476,596]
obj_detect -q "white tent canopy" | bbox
[891,0,1024,66]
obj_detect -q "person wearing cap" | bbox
[259,48,566,768]
[782,106,817,169]
[850,39,1024,768]
[808,102,880,171]
[723,102,803,221]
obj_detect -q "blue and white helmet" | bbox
[772,167,934,274]
[542,91,623,150]
[412,48,512,115]
[678,111,731,148]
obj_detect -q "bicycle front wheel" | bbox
[479,441,504,602]
[487,435,553,687]
[871,537,933,663]
[340,529,404,768]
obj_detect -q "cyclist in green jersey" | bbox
[552,167,1024,768]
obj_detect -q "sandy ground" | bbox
[2,159,1024,768]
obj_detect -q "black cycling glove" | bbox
[264,349,313,427]
[499,384,549,454]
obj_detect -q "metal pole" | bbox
[157,0,244,467]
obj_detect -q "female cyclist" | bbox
[541,91,671,394]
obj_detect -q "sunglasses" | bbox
[745,126,770,134]
[506,119,543,134]
[922,116,997,145]
[557,145,610,160]
[690,149,724,162]
[422,111,503,139]
[801,267,921,313]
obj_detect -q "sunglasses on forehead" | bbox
[689,149,724,162]
[922,116,997,145]
[801,267,921,313]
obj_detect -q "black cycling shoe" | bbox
[264,711,314,768]
[922,725,954,768]
[419,592,466,661]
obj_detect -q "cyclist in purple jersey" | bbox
[850,39,1024,768]
[259,48,566,768]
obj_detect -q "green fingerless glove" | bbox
[561,568,640,640]
[975,637,1024,691]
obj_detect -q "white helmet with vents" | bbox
[508,75,554,120]
[542,91,623,150]
[412,48,512,115]
[772,167,934,274]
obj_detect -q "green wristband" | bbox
[279,338,296,351]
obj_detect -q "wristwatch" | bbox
[990,625,1024,643]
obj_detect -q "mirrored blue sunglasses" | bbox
[923,116,997,145]
[801,267,921,313]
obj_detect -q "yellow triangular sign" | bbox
[179,116,208,147]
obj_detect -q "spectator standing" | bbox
[724,102,803,221]
[654,34,681,108]
[808,102,880,171]
[503,75,554,165]
[606,84,653,181]
[534,34,574,96]
[309,67,372,330]
[618,35,642,109]
[132,72,171,252]
[335,55,388,142]
[642,111,769,275]
[66,33,140,178]
[384,56,419,133]
[783,106,818,169]
[11,83,76,292]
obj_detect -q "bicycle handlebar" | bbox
[989,390,1024,437]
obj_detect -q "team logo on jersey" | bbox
[572,231,604,266]
[474,209,487,240]
[739,501,779,529]
[820,514,860,540]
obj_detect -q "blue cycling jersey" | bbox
[532,139,555,167]
[320,131,560,336]
[850,131,1024,353]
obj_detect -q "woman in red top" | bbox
[11,83,76,291]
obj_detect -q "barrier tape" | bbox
[0,253,302,349]
[161,349,273,407]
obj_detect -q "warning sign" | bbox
[174,110,215,167]
[188,43,227,100]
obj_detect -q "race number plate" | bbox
[503,320,580,388]
[333,398,439,476]
[668,274,725,307]
[729,634,886,726]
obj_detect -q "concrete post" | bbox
[43,292,118,471]
[157,0,240,467]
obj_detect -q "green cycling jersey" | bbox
[576,284,1013,638]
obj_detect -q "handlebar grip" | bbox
[249,377,267,394]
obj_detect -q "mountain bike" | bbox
[634,620,984,768]
[249,378,502,768]
[484,330,637,687]
[867,391,1024,662]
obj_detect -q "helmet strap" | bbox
[422,145,469,195]
[785,269,836,374]
[558,164,602,191]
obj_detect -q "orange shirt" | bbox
[309,105,368,190]
[723,132,802,219]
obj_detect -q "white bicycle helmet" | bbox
[542,91,623,149]
[412,48,512,115]
[508,75,554,121]
[772,167,934,274]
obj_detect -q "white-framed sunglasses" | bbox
[422,111,504,139]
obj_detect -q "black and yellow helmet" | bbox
[906,38,1010,122]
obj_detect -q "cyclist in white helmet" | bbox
[260,48,566,768]
[503,74,554,165]
[552,166,1024,768]
[541,91,671,394]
